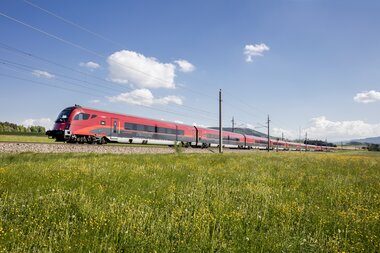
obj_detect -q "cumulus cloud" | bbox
[89,99,101,104]
[79,61,100,70]
[305,116,380,140]
[22,118,53,130]
[174,59,195,73]
[353,90,380,103]
[272,127,296,140]
[244,43,270,62]
[32,70,55,79]
[192,122,209,128]
[107,88,183,106]
[108,50,176,89]
[273,116,380,141]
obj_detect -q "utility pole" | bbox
[298,127,301,143]
[219,89,223,153]
[282,132,284,141]
[232,117,235,132]
[267,115,270,152]
[305,132,308,152]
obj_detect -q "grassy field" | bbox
[0,134,55,143]
[0,152,379,252]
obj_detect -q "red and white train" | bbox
[46,105,334,151]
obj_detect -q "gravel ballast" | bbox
[0,142,252,154]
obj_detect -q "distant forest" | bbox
[304,140,337,147]
[367,144,380,151]
[0,121,46,133]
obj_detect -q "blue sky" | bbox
[0,0,379,141]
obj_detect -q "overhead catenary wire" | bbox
[223,87,299,135]
[0,61,219,124]
[21,1,218,101]
[23,0,126,48]
[1,8,298,136]
[0,42,125,91]
[0,42,217,118]
[0,11,217,101]
[0,59,116,96]
[0,70,219,125]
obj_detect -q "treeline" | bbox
[304,139,337,147]
[368,144,380,152]
[0,121,46,133]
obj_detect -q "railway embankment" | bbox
[0,142,252,154]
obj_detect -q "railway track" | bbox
[0,141,253,154]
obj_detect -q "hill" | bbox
[208,127,268,138]
[349,136,380,145]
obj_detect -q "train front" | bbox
[46,106,76,141]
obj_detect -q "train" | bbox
[46,105,335,151]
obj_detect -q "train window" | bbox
[73,113,90,120]
[124,123,133,130]
[155,127,183,135]
[136,124,144,131]
[157,127,166,134]
[91,115,97,119]
[145,125,155,132]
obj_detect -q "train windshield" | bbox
[55,108,74,123]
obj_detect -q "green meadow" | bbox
[0,134,55,143]
[0,152,379,252]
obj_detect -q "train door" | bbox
[198,129,202,146]
[193,126,198,145]
[111,118,120,137]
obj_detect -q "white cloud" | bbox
[273,116,380,141]
[107,88,183,106]
[272,127,296,140]
[80,61,100,70]
[305,116,380,140]
[108,50,176,89]
[353,90,380,103]
[174,59,195,73]
[32,70,55,79]
[155,95,183,105]
[192,122,209,128]
[174,120,184,124]
[244,43,270,62]
[22,118,53,130]
[89,99,101,104]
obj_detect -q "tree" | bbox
[368,144,380,152]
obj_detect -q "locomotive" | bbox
[46,105,333,151]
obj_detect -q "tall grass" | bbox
[0,134,55,143]
[0,152,379,252]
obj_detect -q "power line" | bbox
[0,11,217,101]
[0,60,218,122]
[0,59,116,95]
[0,42,124,90]
[23,0,125,48]
[0,42,217,118]
[22,1,218,101]
[1,8,304,136]
[0,70,219,125]
[0,13,218,115]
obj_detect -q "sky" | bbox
[0,0,380,141]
